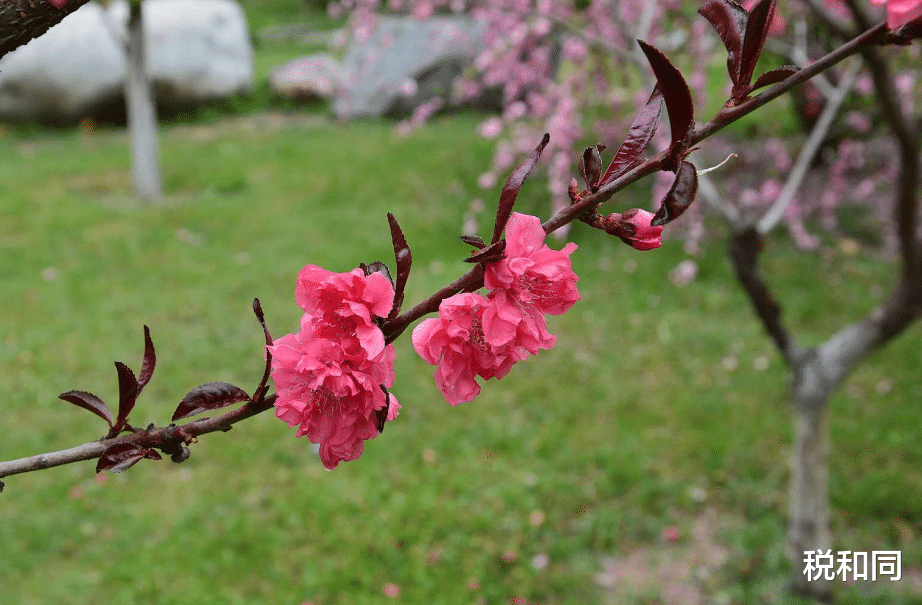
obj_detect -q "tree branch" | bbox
[728,227,800,362]
[541,20,889,236]
[757,61,860,234]
[0,0,92,60]
[0,395,276,482]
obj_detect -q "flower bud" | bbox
[602,208,663,251]
[567,177,580,202]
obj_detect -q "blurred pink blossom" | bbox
[871,0,922,28]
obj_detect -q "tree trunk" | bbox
[788,387,833,601]
[124,0,163,201]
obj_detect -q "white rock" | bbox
[269,53,340,101]
[333,15,486,119]
[0,0,253,122]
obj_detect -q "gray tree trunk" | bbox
[788,395,833,601]
[125,0,163,201]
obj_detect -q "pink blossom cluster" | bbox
[413,213,578,404]
[871,0,922,28]
[270,266,400,469]
[334,0,922,254]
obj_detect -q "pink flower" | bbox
[484,212,579,318]
[742,0,787,33]
[414,214,579,405]
[271,265,399,469]
[872,0,922,28]
[412,293,528,405]
[295,265,394,361]
[602,209,663,251]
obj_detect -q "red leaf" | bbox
[251,298,274,406]
[637,41,694,164]
[172,382,251,421]
[114,362,139,431]
[137,325,156,392]
[601,87,664,185]
[652,161,699,227]
[698,0,748,86]
[738,0,778,94]
[751,65,799,91]
[360,262,393,283]
[492,133,550,244]
[464,240,506,264]
[59,390,113,427]
[579,144,605,191]
[386,213,413,320]
[375,386,391,434]
[96,443,161,474]
[459,235,486,249]
[252,298,272,347]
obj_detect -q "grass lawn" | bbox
[0,108,920,604]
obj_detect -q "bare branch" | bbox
[757,61,860,234]
[840,0,922,282]
[728,227,801,362]
[696,172,741,226]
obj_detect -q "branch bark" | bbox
[0,0,91,60]
[0,395,276,483]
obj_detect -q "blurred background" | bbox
[0,1,920,603]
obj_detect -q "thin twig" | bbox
[757,60,860,234]
[697,172,741,226]
[0,396,276,481]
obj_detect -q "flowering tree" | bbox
[332,0,922,598]
[1,0,920,601]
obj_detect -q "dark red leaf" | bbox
[652,161,699,227]
[459,235,486,249]
[386,213,412,320]
[751,65,799,91]
[637,41,694,164]
[698,0,748,85]
[580,144,605,191]
[601,87,664,185]
[492,133,550,244]
[251,298,274,406]
[464,240,506,264]
[360,262,393,284]
[114,362,139,430]
[172,382,251,421]
[96,442,161,474]
[137,325,156,392]
[464,253,506,265]
[375,385,391,434]
[254,346,273,407]
[738,0,778,93]
[252,298,272,347]
[59,390,113,427]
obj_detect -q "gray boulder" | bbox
[0,0,253,123]
[269,53,340,101]
[333,15,487,120]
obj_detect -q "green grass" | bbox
[0,110,920,605]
